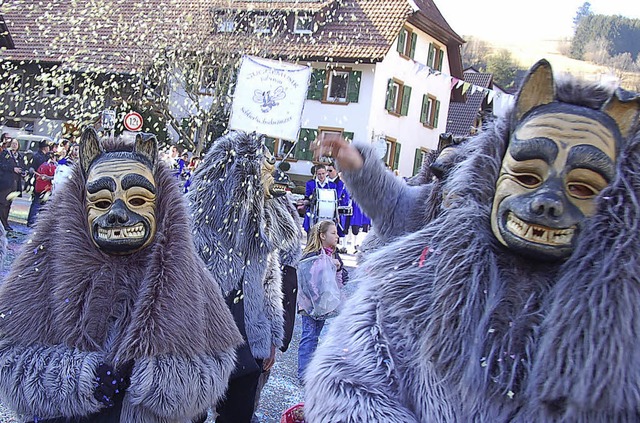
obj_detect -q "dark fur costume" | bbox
[188,131,300,359]
[0,137,242,422]
[304,77,640,421]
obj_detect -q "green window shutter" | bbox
[307,69,326,100]
[400,85,411,116]
[343,131,354,142]
[420,94,428,124]
[437,49,444,71]
[427,43,435,67]
[397,29,406,54]
[409,33,417,59]
[346,71,361,103]
[263,136,276,154]
[413,148,422,176]
[393,142,402,170]
[295,128,317,160]
[385,79,395,111]
[434,100,441,128]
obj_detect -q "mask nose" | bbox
[530,194,564,218]
[107,199,130,225]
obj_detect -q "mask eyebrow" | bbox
[567,145,615,182]
[87,177,116,194]
[509,137,559,164]
[121,173,156,193]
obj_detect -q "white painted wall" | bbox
[366,24,453,177]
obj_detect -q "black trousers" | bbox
[0,187,14,230]
[215,363,263,423]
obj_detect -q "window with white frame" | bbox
[294,12,314,34]
[253,14,272,34]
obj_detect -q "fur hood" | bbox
[0,148,242,363]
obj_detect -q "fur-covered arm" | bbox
[0,339,104,419]
[127,350,235,420]
[304,285,420,423]
[340,143,431,241]
[263,252,285,350]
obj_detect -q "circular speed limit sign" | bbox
[123,111,144,131]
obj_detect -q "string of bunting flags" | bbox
[411,60,515,112]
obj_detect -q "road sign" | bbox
[123,111,143,131]
[101,109,116,130]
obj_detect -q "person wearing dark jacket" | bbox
[26,140,51,227]
[0,138,25,231]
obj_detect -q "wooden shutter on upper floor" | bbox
[400,85,412,116]
[385,79,395,111]
[307,69,326,100]
[434,100,441,128]
[409,33,417,59]
[346,71,361,103]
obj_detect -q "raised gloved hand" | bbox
[93,361,133,407]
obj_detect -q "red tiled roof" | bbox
[0,0,457,72]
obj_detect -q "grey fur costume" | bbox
[0,138,242,423]
[189,131,300,359]
[304,79,640,421]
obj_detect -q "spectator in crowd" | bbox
[26,140,51,227]
[297,220,348,383]
[32,153,56,211]
[0,137,25,232]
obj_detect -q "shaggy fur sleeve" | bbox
[263,252,285,349]
[341,144,431,241]
[304,284,420,423]
[127,350,236,420]
[0,340,104,419]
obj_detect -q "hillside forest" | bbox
[461,2,640,92]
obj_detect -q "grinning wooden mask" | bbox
[80,128,158,255]
[490,60,640,261]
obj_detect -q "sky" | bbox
[434,0,640,42]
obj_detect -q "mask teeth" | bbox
[97,223,145,240]
[505,212,574,246]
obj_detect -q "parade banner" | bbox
[229,55,311,141]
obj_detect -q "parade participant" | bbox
[189,131,300,423]
[0,128,242,423]
[304,60,640,422]
[302,164,337,234]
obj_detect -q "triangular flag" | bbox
[461,82,471,95]
[450,77,459,90]
[456,79,464,89]
[487,89,496,104]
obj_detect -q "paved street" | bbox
[0,216,359,423]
